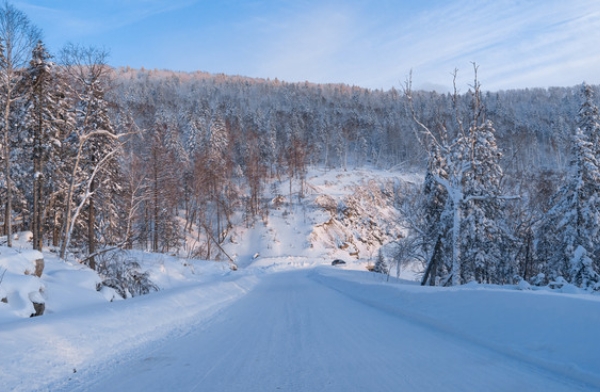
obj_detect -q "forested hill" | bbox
[110,66,590,176]
[3,44,597,289]
[103,68,600,289]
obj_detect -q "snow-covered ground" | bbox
[1,168,599,391]
[3,263,600,391]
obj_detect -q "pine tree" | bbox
[576,83,600,274]
[537,127,600,284]
[420,143,451,285]
[578,83,600,155]
[569,246,600,290]
[409,66,511,286]
[460,120,511,284]
[199,112,232,244]
[26,41,67,251]
[373,248,389,275]
[144,115,181,253]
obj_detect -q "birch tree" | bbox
[58,44,120,266]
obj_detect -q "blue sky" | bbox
[13,0,600,91]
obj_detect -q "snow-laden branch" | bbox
[464,194,521,203]
[59,147,120,260]
[403,72,447,153]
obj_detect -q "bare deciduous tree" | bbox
[58,44,121,266]
[0,2,41,246]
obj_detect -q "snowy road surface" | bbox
[58,269,595,392]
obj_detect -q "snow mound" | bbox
[0,236,235,323]
[0,246,46,320]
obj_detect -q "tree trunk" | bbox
[32,125,44,251]
[52,208,60,247]
[88,178,96,270]
[34,172,44,250]
[152,157,159,253]
[32,173,40,250]
[451,198,462,286]
[4,96,12,247]
[421,235,442,286]
[59,143,83,259]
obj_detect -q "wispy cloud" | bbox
[16,0,198,37]
[247,0,600,91]
[13,0,600,91]
[357,0,600,91]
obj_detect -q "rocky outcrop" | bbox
[310,173,413,260]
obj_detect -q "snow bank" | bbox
[0,270,259,392]
[0,245,46,320]
[311,268,600,389]
[0,231,258,391]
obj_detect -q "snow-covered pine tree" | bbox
[460,119,511,284]
[205,113,229,170]
[260,112,278,177]
[144,113,182,253]
[569,245,600,290]
[409,65,512,286]
[244,128,266,217]
[537,127,600,286]
[373,248,389,275]
[26,41,65,251]
[577,83,600,157]
[442,129,471,286]
[8,88,31,235]
[186,115,202,156]
[576,83,600,274]
[203,112,232,244]
[406,72,467,286]
[420,142,452,286]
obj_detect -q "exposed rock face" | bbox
[309,172,414,260]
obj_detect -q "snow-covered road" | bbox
[58,269,595,392]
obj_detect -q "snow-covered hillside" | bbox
[222,168,421,271]
[1,168,599,391]
[0,168,419,323]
